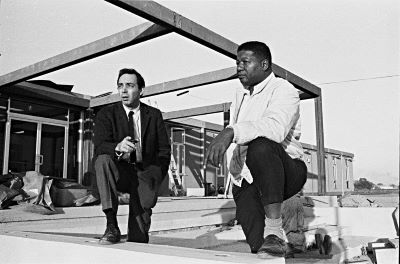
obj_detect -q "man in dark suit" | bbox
[93,68,170,244]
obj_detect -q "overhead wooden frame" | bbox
[106,0,321,98]
[0,22,171,88]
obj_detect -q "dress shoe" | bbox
[315,233,324,254]
[99,224,121,245]
[257,234,287,258]
[322,235,332,255]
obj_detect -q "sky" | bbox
[0,0,399,185]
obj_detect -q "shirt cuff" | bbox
[227,124,238,143]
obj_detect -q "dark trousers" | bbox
[232,137,307,253]
[94,154,154,243]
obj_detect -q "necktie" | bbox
[128,111,142,163]
[128,111,136,163]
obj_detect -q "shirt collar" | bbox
[240,72,274,96]
[122,103,141,117]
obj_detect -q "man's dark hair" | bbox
[117,68,145,89]
[238,41,272,65]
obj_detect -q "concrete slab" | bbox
[0,233,284,264]
[0,197,236,223]
[304,207,398,237]
[1,197,396,264]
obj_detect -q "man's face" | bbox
[236,50,267,87]
[117,73,142,108]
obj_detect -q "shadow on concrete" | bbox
[28,231,98,239]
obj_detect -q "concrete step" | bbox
[303,207,398,238]
[0,197,236,223]
[0,233,285,264]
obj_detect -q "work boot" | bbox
[99,223,121,245]
[257,234,287,258]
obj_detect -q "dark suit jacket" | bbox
[93,102,171,194]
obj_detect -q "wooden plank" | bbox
[315,96,326,195]
[0,22,171,87]
[89,65,315,109]
[272,64,320,97]
[162,103,231,120]
[167,118,223,132]
[90,67,237,107]
[105,0,238,59]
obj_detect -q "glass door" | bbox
[40,124,66,178]
[3,113,69,178]
[7,120,37,173]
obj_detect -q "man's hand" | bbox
[115,136,136,153]
[204,127,234,168]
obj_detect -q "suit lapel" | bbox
[116,103,129,135]
[140,103,151,140]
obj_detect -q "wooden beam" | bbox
[0,22,171,88]
[315,96,326,195]
[105,0,238,59]
[106,0,320,98]
[90,67,237,107]
[272,64,320,97]
[90,65,315,108]
[162,103,231,120]
[167,118,223,132]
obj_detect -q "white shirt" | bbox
[122,103,142,161]
[227,73,304,187]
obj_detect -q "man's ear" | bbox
[140,88,144,97]
[262,59,269,71]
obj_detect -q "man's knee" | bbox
[95,154,114,168]
[247,137,281,162]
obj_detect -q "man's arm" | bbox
[204,127,234,168]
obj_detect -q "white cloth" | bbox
[226,73,304,187]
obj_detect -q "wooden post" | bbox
[200,127,206,196]
[83,108,95,187]
[314,96,326,195]
[223,106,231,196]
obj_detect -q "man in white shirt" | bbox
[205,41,307,258]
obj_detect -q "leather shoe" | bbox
[99,224,121,245]
[257,234,287,258]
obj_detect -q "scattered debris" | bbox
[338,194,382,207]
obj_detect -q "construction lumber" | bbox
[0,22,171,88]
[162,103,231,120]
[106,0,321,98]
[90,67,237,107]
[315,96,326,194]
